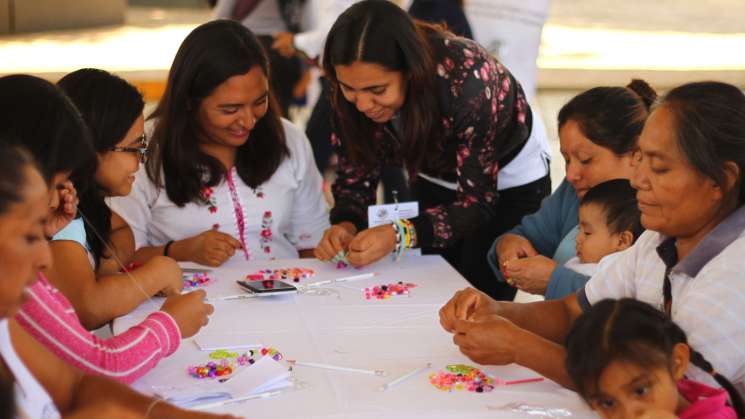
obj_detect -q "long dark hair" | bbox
[323,0,443,175]
[148,19,288,206]
[558,79,657,156]
[661,81,745,206]
[0,75,95,184]
[566,298,745,417]
[58,69,145,268]
[0,142,40,215]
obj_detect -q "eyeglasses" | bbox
[109,133,148,163]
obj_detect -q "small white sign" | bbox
[367,201,419,228]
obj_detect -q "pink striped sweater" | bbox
[15,273,181,384]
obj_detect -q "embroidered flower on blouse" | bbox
[260,211,273,254]
[200,186,218,213]
[252,186,265,199]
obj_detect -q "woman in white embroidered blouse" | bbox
[111,20,329,267]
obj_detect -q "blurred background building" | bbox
[2,0,744,187]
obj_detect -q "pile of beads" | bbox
[188,349,258,379]
[364,282,417,300]
[260,347,283,361]
[246,268,315,283]
[331,251,349,269]
[183,271,212,289]
[188,360,233,379]
[429,364,496,393]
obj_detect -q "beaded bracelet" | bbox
[391,222,403,262]
[397,218,417,249]
[404,219,417,248]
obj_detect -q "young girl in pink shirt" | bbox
[565,298,743,419]
[8,70,213,384]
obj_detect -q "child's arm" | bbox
[44,242,182,329]
[96,212,135,276]
[9,319,233,419]
[15,279,181,384]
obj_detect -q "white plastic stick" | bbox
[334,272,377,283]
[378,363,431,391]
[207,293,257,302]
[192,389,283,410]
[290,361,386,376]
[305,272,377,288]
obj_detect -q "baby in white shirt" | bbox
[565,179,644,276]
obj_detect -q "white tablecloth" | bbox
[114,255,596,418]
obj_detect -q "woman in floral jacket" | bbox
[314,0,551,298]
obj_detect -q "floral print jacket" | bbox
[329,35,533,248]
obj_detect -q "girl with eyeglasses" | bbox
[0,72,213,385]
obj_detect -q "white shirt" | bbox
[564,252,621,277]
[111,119,329,263]
[214,0,287,35]
[581,205,745,398]
[0,319,60,419]
[213,0,357,58]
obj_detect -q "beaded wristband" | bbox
[406,219,418,248]
[398,218,417,249]
[391,222,403,262]
[399,220,410,249]
[163,240,175,257]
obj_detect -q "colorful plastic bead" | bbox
[364,282,417,300]
[182,272,212,289]
[246,268,315,283]
[429,364,496,393]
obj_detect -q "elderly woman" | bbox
[440,81,745,398]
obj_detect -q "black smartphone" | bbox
[236,279,298,296]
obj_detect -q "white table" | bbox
[115,255,596,418]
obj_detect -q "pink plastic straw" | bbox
[504,377,545,386]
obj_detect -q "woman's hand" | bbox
[173,231,243,267]
[345,224,396,267]
[452,316,524,365]
[160,290,214,338]
[314,223,356,261]
[44,180,79,238]
[439,287,501,333]
[495,234,538,276]
[503,255,557,295]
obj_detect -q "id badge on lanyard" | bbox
[367,201,419,228]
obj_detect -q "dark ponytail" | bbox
[566,298,744,417]
[689,349,745,417]
[626,79,657,110]
[558,79,656,156]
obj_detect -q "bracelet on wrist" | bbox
[163,240,175,257]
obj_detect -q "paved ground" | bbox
[549,0,745,33]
